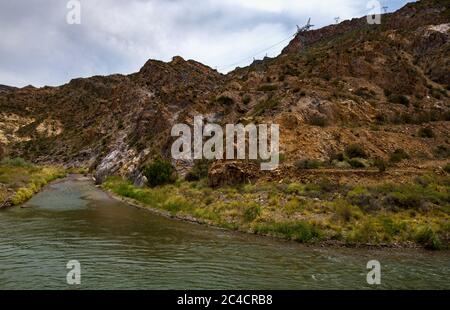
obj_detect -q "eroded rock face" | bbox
[129,169,148,188]
[208,161,259,187]
[0,0,449,183]
[94,150,123,184]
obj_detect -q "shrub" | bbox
[216,95,234,106]
[242,95,251,105]
[355,87,376,99]
[142,159,176,187]
[0,143,5,160]
[417,127,435,138]
[389,149,410,163]
[444,163,450,174]
[373,157,387,172]
[348,158,367,168]
[333,160,352,169]
[284,198,305,214]
[251,99,278,116]
[185,159,211,182]
[414,226,442,250]
[388,94,409,106]
[374,113,387,124]
[11,187,35,205]
[286,183,304,194]
[295,159,321,170]
[243,203,261,222]
[329,151,345,162]
[433,145,450,159]
[334,200,357,223]
[257,84,278,92]
[345,144,367,159]
[308,114,328,127]
[346,186,376,211]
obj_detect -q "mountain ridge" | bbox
[0,0,449,185]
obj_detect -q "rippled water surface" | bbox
[0,176,449,289]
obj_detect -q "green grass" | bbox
[254,221,322,243]
[0,159,67,206]
[243,203,261,222]
[1,157,34,168]
[103,174,450,250]
[414,226,442,250]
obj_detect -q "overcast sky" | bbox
[0,0,414,87]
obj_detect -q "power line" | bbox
[217,31,296,72]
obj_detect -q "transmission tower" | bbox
[295,18,314,35]
[334,17,340,24]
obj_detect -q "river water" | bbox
[0,175,448,289]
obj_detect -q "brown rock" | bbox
[208,161,259,187]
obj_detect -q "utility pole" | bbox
[382,6,388,13]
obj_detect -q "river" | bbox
[0,175,448,289]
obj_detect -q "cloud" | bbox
[0,0,414,87]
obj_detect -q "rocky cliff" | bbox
[0,0,449,185]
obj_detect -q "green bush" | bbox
[0,143,5,160]
[242,95,251,105]
[216,95,234,105]
[308,114,328,127]
[251,99,278,116]
[295,159,321,170]
[355,87,376,99]
[142,159,176,187]
[286,183,304,194]
[433,145,450,159]
[345,144,367,159]
[444,163,450,174]
[348,158,367,168]
[388,94,409,106]
[374,113,387,124]
[329,151,345,162]
[417,127,435,138]
[373,157,387,172]
[185,159,211,182]
[334,200,356,222]
[389,149,410,163]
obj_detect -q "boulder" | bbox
[208,161,258,187]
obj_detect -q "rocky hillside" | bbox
[0,0,449,185]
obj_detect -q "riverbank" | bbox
[102,174,449,250]
[0,158,67,208]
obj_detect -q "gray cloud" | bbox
[0,0,414,87]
